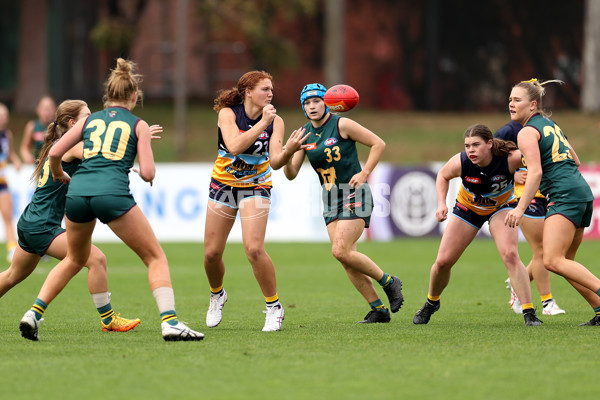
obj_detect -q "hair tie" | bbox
[521,78,538,84]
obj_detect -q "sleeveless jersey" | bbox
[211,104,273,187]
[525,114,593,203]
[0,130,9,184]
[18,158,81,232]
[32,119,46,159]
[494,121,544,199]
[304,114,371,203]
[456,152,516,215]
[68,107,140,196]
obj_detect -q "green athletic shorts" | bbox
[323,189,373,228]
[17,226,65,255]
[65,194,136,224]
[547,199,593,228]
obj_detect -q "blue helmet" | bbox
[300,83,329,118]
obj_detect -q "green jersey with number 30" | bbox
[68,107,140,196]
[526,114,593,203]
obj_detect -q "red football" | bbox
[324,84,360,112]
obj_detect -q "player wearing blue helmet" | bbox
[285,83,404,324]
[300,83,329,120]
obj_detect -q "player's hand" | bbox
[504,208,523,228]
[349,171,368,188]
[514,170,527,185]
[149,124,163,140]
[436,205,448,222]
[262,104,277,125]
[53,171,71,184]
[285,127,311,153]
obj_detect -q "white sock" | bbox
[152,287,175,314]
[91,292,111,308]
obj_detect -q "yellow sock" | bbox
[522,303,534,311]
[540,294,553,302]
[265,294,279,303]
[427,294,441,302]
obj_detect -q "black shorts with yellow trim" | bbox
[208,178,272,210]
[547,199,593,228]
[451,201,513,229]
[508,197,547,219]
[65,194,137,224]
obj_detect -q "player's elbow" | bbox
[140,167,156,182]
[48,146,61,160]
[283,166,298,181]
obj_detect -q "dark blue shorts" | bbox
[451,201,513,229]
[208,178,271,210]
[508,197,547,219]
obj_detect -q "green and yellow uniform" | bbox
[65,106,139,223]
[17,158,80,254]
[526,114,594,226]
[304,114,373,227]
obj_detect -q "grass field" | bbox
[1,239,598,400]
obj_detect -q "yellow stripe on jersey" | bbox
[456,185,515,216]
[211,154,272,188]
[513,182,545,200]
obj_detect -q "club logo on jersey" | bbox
[226,157,258,179]
[491,175,506,182]
[472,196,497,207]
[305,143,317,150]
[324,138,338,146]
[109,110,117,117]
[258,132,269,140]
[465,176,481,184]
[317,167,336,191]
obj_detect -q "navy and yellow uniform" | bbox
[494,121,546,218]
[17,158,81,254]
[0,130,11,191]
[31,119,46,160]
[525,114,594,227]
[304,114,373,227]
[65,106,139,223]
[453,152,515,229]
[209,104,273,208]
